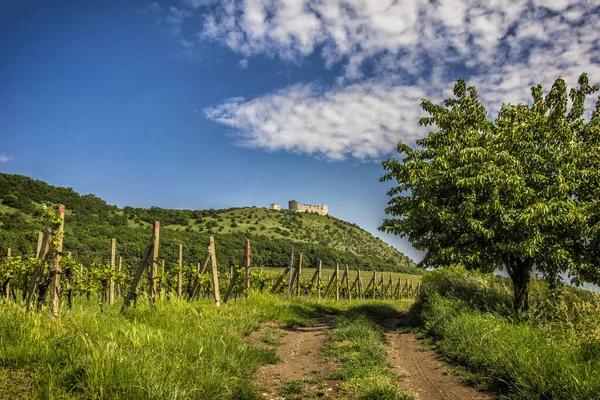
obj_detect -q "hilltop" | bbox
[0,172,420,273]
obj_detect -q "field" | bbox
[1,294,416,400]
[2,266,599,399]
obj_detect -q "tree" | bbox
[381,73,600,313]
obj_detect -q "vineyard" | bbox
[2,204,599,399]
[1,204,421,318]
[0,206,429,400]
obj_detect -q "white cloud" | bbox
[238,59,249,69]
[0,154,13,163]
[155,0,600,160]
[205,80,428,160]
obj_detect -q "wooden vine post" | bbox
[190,244,212,300]
[372,271,377,299]
[109,239,116,305]
[345,264,351,300]
[49,205,65,317]
[245,239,251,297]
[224,239,251,303]
[35,231,43,258]
[317,260,322,299]
[25,230,52,311]
[335,263,340,301]
[121,222,159,313]
[287,248,295,295]
[117,257,122,298]
[270,266,290,294]
[296,254,303,297]
[147,222,160,304]
[177,244,183,297]
[358,270,363,298]
[209,237,221,306]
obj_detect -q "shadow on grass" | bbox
[284,301,406,331]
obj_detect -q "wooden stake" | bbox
[335,263,340,301]
[270,266,290,293]
[393,277,401,299]
[364,272,374,295]
[323,268,337,298]
[358,270,363,298]
[121,240,153,314]
[49,205,65,317]
[35,231,43,258]
[245,240,251,296]
[372,271,377,299]
[287,248,295,295]
[25,230,52,311]
[224,243,247,303]
[177,244,183,297]
[191,249,211,299]
[209,237,220,306]
[345,264,351,300]
[109,239,116,305]
[296,254,302,297]
[317,260,322,299]
[149,222,160,305]
[307,268,318,291]
[117,257,122,298]
[350,272,359,296]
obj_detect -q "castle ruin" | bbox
[268,203,281,210]
[288,200,328,216]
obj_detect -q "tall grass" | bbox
[0,294,413,399]
[0,294,330,399]
[413,267,600,399]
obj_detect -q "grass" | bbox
[413,267,600,399]
[0,294,316,399]
[0,293,414,399]
[324,307,414,400]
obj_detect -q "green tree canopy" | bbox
[381,73,600,313]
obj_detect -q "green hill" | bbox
[0,172,420,274]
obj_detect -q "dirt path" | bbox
[382,318,495,400]
[252,316,339,400]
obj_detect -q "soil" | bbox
[252,315,495,400]
[252,316,339,400]
[382,318,496,400]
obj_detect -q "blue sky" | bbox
[1,0,598,263]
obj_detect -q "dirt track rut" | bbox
[383,318,495,400]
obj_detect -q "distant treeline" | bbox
[0,173,422,274]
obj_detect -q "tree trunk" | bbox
[505,257,532,315]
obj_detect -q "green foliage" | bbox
[381,73,600,311]
[414,268,600,399]
[0,172,419,274]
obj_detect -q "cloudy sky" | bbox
[1,0,599,262]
